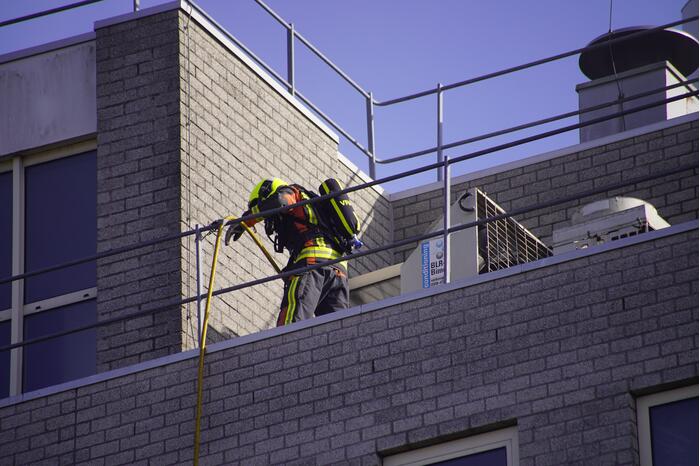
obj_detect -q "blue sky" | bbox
[1,0,695,192]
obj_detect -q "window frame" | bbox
[0,140,97,397]
[383,426,519,466]
[0,164,12,313]
[637,384,699,466]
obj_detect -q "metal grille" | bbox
[476,189,552,273]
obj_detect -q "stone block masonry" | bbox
[1,227,696,465]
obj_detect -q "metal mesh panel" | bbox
[476,189,552,273]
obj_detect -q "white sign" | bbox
[420,238,445,288]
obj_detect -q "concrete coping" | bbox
[0,32,95,65]
[0,219,696,409]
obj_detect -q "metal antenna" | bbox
[607,0,626,131]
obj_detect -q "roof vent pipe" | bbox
[575,26,698,143]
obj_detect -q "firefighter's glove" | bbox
[225,222,245,246]
[208,219,223,232]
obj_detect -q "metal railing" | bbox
[1,0,696,179]
[0,0,138,29]
[248,1,698,180]
[0,87,697,356]
[0,0,695,354]
[0,0,697,379]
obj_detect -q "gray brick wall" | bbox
[95,11,184,371]
[391,119,699,263]
[176,12,392,349]
[1,228,696,465]
[94,7,394,366]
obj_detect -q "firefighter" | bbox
[225,178,349,326]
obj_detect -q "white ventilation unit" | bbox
[552,197,669,254]
[349,188,551,303]
[399,188,551,295]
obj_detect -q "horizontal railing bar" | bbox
[0,89,694,287]
[3,3,695,176]
[222,90,696,231]
[252,0,287,27]
[209,91,698,243]
[1,162,694,353]
[193,160,698,295]
[0,229,196,286]
[375,16,698,107]
[447,90,697,168]
[295,90,371,156]
[253,0,371,98]
[0,0,107,28]
[378,78,698,164]
[293,29,370,98]
[190,1,372,157]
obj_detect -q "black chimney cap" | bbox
[579,26,699,80]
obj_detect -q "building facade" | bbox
[0,2,697,465]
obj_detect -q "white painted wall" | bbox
[0,40,96,156]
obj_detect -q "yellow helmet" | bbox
[248,178,288,213]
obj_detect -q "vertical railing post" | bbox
[442,156,451,285]
[366,91,376,179]
[133,0,140,12]
[436,83,444,182]
[195,224,204,348]
[287,23,295,96]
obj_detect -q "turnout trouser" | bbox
[277,266,349,326]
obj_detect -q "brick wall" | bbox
[95,11,184,371]
[176,12,392,349]
[1,227,696,465]
[391,119,699,263]
[93,7,394,365]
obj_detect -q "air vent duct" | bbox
[552,197,669,254]
[576,26,698,142]
[399,188,552,295]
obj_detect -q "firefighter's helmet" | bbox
[248,178,288,213]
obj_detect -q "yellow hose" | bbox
[193,217,280,465]
[242,222,282,274]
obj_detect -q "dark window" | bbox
[649,397,699,466]
[24,152,96,303]
[23,299,96,392]
[0,320,10,398]
[0,172,11,311]
[429,447,507,466]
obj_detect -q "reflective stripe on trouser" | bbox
[293,245,347,271]
[293,245,341,263]
[277,266,349,326]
